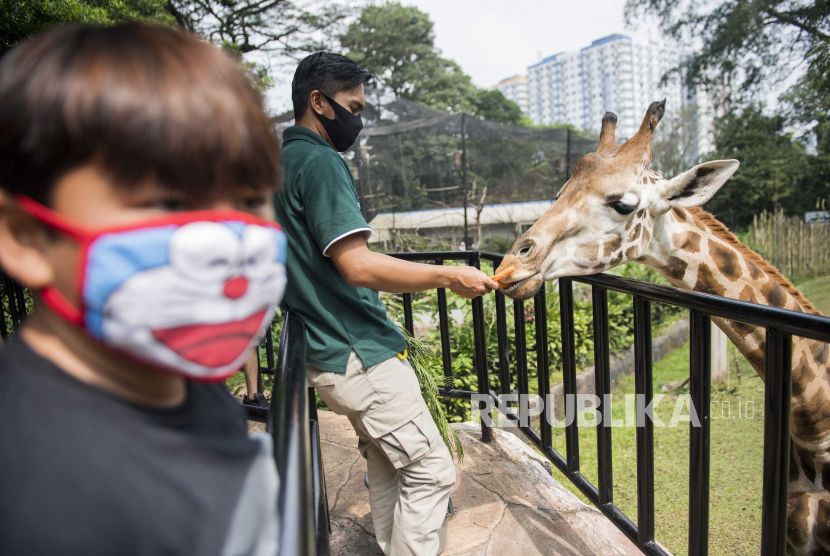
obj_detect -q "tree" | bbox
[625,0,830,100]
[780,67,830,210]
[1,0,172,54]
[166,0,349,60]
[1,1,350,88]
[471,89,523,125]
[781,66,830,155]
[651,104,699,178]
[704,105,817,229]
[340,2,476,112]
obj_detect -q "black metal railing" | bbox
[6,250,830,556]
[387,250,830,556]
[0,272,29,339]
[268,312,330,556]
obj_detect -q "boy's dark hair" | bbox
[291,52,372,120]
[0,24,280,204]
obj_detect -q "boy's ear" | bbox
[650,160,739,215]
[0,191,56,289]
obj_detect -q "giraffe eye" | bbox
[609,201,637,215]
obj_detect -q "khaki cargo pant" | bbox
[308,351,456,556]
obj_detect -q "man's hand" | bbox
[445,266,499,299]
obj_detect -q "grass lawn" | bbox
[796,274,830,315]
[541,340,766,555]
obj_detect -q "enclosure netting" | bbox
[277,95,598,226]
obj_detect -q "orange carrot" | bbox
[491,266,515,286]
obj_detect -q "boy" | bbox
[0,24,285,555]
[276,52,498,556]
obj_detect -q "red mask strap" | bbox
[16,196,88,240]
[41,286,84,325]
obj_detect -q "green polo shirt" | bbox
[275,126,406,373]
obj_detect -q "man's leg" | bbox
[390,440,454,555]
[310,352,456,556]
[355,357,456,556]
[361,434,401,553]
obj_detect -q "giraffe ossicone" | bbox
[496,101,830,555]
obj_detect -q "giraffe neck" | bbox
[641,206,830,449]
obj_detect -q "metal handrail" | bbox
[386,250,830,556]
[4,250,828,555]
[268,312,330,556]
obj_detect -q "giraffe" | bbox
[495,100,830,555]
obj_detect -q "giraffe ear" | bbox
[654,160,739,213]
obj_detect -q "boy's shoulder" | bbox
[0,337,268,555]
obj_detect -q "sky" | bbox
[265,0,652,114]
[402,0,651,88]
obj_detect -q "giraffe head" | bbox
[498,101,739,300]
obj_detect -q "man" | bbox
[275,52,498,555]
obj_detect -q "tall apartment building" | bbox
[527,34,713,160]
[491,75,529,116]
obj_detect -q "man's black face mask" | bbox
[317,93,363,152]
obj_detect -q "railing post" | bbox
[434,260,453,382]
[266,323,276,372]
[402,292,414,336]
[495,291,511,396]
[592,286,612,506]
[634,296,655,546]
[0,275,9,340]
[559,278,580,475]
[689,310,711,556]
[534,284,552,449]
[270,314,316,556]
[4,275,21,331]
[760,328,792,556]
[308,389,331,555]
[470,252,492,442]
[514,298,529,424]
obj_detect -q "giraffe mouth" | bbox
[500,274,543,300]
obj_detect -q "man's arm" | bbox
[328,234,499,299]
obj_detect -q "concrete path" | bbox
[316,411,644,556]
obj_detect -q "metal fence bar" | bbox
[634,296,655,545]
[402,293,414,335]
[5,251,828,556]
[576,273,830,344]
[265,325,276,372]
[760,329,792,556]
[434,259,453,380]
[270,313,316,556]
[534,284,552,448]
[4,275,21,331]
[513,298,529,425]
[308,390,331,556]
[470,251,492,443]
[14,282,26,322]
[0,276,9,340]
[688,309,712,556]
[592,285,613,506]
[559,278,580,475]
[495,291,511,396]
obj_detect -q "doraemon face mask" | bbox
[17,197,287,381]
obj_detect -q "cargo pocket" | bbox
[360,389,440,469]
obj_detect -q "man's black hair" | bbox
[291,52,372,120]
